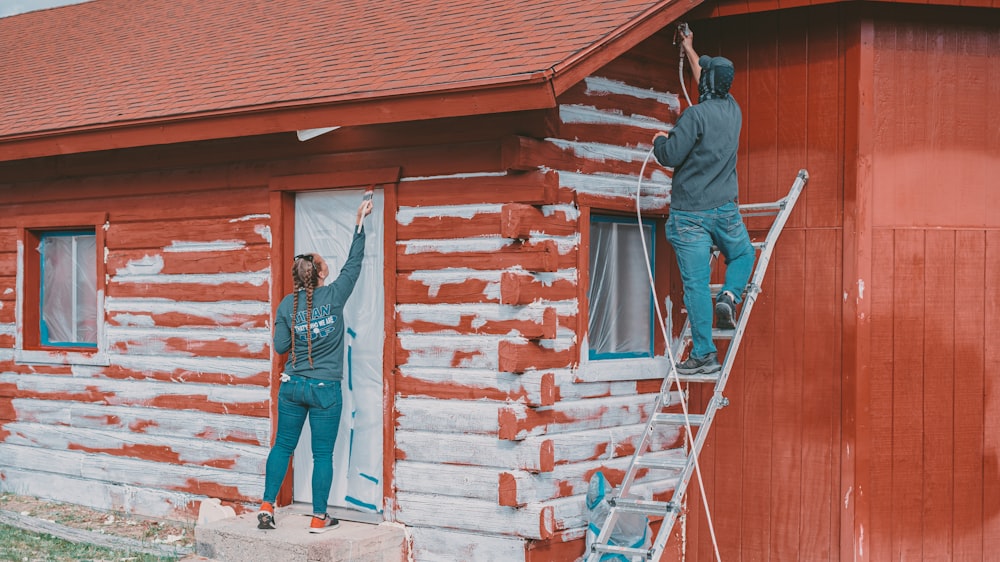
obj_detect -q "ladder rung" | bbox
[590,543,654,559]
[651,413,705,426]
[611,497,678,516]
[713,327,736,339]
[680,327,735,340]
[739,200,784,213]
[710,241,766,255]
[635,454,687,471]
[672,371,720,384]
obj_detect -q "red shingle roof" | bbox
[0,0,673,142]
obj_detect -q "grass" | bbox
[0,523,182,562]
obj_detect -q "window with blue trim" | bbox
[587,215,655,360]
[38,230,98,347]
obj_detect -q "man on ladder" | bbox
[651,26,754,376]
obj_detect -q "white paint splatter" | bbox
[857,279,865,300]
[163,240,246,252]
[0,324,14,336]
[397,204,503,226]
[584,76,682,112]
[2,288,11,295]
[844,485,852,508]
[559,104,669,131]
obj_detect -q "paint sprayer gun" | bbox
[673,22,691,45]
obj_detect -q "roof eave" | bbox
[550,0,706,96]
[0,73,558,163]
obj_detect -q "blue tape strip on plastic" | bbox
[344,495,379,512]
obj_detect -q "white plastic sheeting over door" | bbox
[292,188,384,518]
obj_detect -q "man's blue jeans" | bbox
[262,375,343,516]
[665,202,755,358]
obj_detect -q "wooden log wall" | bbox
[0,167,273,520]
[391,29,702,561]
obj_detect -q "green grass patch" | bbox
[0,523,181,562]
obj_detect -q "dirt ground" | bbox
[0,492,195,550]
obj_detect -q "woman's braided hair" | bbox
[290,254,320,367]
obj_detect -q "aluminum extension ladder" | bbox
[586,169,809,562]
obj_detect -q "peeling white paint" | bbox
[0,372,270,405]
[0,323,14,336]
[255,224,271,245]
[857,278,865,300]
[555,170,671,207]
[163,240,246,252]
[547,138,660,164]
[231,214,269,222]
[559,104,670,130]
[402,236,578,256]
[105,325,271,354]
[106,297,269,319]
[110,313,157,328]
[112,269,270,286]
[407,269,501,299]
[529,269,578,287]
[3,288,11,295]
[396,302,573,329]
[859,524,865,557]
[397,204,503,226]
[119,255,165,275]
[844,485,852,508]
[104,354,270,380]
[541,204,580,221]
[399,171,506,182]
[525,233,580,253]
[584,76,681,112]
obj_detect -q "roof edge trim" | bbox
[0,73,557,162]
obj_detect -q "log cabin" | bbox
[0,0,997,560]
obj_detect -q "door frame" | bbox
[268,166,400,513]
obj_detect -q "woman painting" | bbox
[257,196,373,533]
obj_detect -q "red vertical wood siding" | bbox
[682,6,846,561]
[864,8,1000,561]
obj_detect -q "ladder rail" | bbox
[586,169,808,562]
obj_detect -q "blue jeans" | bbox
[665,202,754,358]
[262,375,343,515]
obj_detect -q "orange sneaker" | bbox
[309,513,340,534]
[257,501,275,529]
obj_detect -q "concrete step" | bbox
[195,503,405,562]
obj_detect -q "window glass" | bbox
[587,217,654,359]
[39,231,97,347]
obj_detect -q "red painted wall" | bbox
[865,8,1000,561]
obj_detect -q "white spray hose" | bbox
[635,147,722,562]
